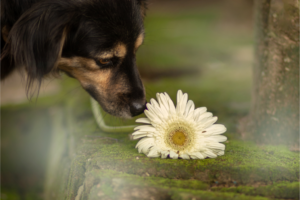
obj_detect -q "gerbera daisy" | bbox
[133,90,227,159]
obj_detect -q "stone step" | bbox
[44,94,299,200]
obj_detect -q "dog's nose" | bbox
[130,99,146,117]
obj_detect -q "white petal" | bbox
[147,103,161,116]
[140,142,154,154]
[209,135,227,142]
[182,92,188,102]
[156,93,169,116]
[205,124,227,135]
[147,147,160,157]
[190,152,204,159]
[132,130,146,136]
[181,93,188,107]
[206,142,225,151]
[163,92,172,101]
[177,90,183,105]
[179,153,190,159]
[193,107,207,121]
[161,150,169,159]
[157,93,167,110]
[176,101,184,115]
[150,98,164,115]
[144,110,161,124]
[132,130,156,136]
[217,151,225,156]
[134,125,156,131]
[132,133,148,139]
[176,93,188,115]
[163,92,173,111]
[133,131,154,139]
[161,93,171,112]
[141,147,151,154]
[137,143,150,154]
[169,151,178,159]
[186,110,194,121]
[135,137,154,149]
[197,112,213,123]
[165,92,176,114]
[147,103,165,121]
[136,118,151,124]
[202,116,218,129]
[202,149,217,158]
[184,100,195,117]
[150,98,160,109]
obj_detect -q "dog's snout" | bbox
[130,99,146,117]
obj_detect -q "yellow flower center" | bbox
[166,127,192,151]
[163,120,196,152]
[171,131,186,146]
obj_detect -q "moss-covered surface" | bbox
[212,182,299,199]
[85,140,299,184]
[40,88,299,200]
[85,169,270,200]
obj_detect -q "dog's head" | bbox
[5,0,148,118]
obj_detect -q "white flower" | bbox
[133,90,227,159]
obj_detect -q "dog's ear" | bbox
[6,1,76,93]
[136,0,148,18]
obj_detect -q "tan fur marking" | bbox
[57,57,111,88]
[98,51,114,59]
[96,43,127,59]
[135,33,144,50]
[53,29,68,72]
[114,43,127,58]
[58,29,67,57]
[58,57,99,71]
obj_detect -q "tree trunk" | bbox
[244,0,299,146]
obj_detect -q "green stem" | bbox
[90,98,136,133]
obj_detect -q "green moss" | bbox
[168,189,270,200]
[212,181,300,199]
[80,138,299,185]
[64,156,86,200]
[86,169,209,190]
[84,169,270,200]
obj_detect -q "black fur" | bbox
[1,0,147,117]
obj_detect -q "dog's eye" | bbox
[99,59,111,65]
[95,58,116,69]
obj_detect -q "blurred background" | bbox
[1,0,254,199]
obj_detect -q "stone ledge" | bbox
[44,94,300,200]
[84,169,270,200]
[83,140,298,186]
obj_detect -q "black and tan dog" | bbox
[1,0,147,118]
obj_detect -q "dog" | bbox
[1,0,148,118]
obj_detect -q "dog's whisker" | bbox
[145,86,155,100]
